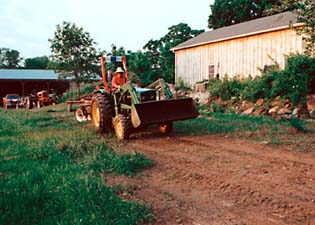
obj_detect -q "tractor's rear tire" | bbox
[159,122,173,134]
[91,93,114,133]
[113,114,132,140]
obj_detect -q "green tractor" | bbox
[90,56,199,140]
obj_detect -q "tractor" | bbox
[80,56,199,140]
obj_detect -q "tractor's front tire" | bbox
[159,122,173,134]
[91,93,114,133]
[113,114,132,140]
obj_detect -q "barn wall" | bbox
[175,28,303,86]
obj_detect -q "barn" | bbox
[0,69,69,106]
[171,11,305,86]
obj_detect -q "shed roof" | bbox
[0,69,59,80]
[172,11,300,51]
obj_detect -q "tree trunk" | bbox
[77,81,81,99]
[74,71,81,99]
[299,103,310,120]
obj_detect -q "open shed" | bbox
[0,69,69,106]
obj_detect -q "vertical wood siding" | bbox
[175,29,303,86]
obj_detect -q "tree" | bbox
[49,22,100,96]
[265,0,315,56]
[208,0,280,29]
[144,23,204,83]
[0,48,22,68]
[127,51,157,86]
[24,56,49,69]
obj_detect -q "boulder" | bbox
[188,92,210,105]
[194,82,208,93]
[268,106,279,114]
[277,107,292,115]
[292,108,299,118]
[253,107,266,116]
[307,95,315,111]
[241,107,255,115]
[255,99,264,106]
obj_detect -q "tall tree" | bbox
[49,22,100,96]
[0,48,22,68]
[144,23,204,83]
[24,56,49,69]
[208,0,280,29]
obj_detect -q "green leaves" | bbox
[49,22,100,95]
[208,0,280,29]
[24,56,50,69]
[143,23,203,84]
[0,48,22,69]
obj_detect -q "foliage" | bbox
[241,68,278,102]
[175,77,191,91]
[58,82,102,102]
[210,101,225,113]
[0,48,22,68]
[49,22,100,96]
[127,51,158,87]
[208,0,279,29]
[270,54,315,105]
[24,56,50,69]
[144,23,204,84]
[208,54,314,105]
[208,75,243,100]
[295,0,315,56]
[289,118,306,132]
[0,109,154,225]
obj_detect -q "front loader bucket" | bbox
[131,97,199,128]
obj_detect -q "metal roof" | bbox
[0,69,59,80]
[172,11,300,51]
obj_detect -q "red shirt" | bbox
[112,75,126,91]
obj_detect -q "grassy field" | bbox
[175,110,315,151]
[0,107,154,225]
[1,105,314,225]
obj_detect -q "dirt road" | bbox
[105,132,315,225]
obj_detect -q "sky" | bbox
[0,0,213,58]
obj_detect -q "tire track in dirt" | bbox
[113,134,315,224]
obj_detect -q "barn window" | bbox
[208,65,215,79]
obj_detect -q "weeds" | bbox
[0,108,154,225]
[176,111,314,151]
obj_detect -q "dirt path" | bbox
[105,132,315,225]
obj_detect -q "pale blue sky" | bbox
[0,0,213,58]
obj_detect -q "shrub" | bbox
[271,54,315,106]
[175,77,191,91]
[241,64,279,102]
[208,78,222,98]
[208,75,243,100]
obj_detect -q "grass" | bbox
[175,111,315,151]
[0,107,154,225]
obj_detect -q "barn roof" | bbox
[0,69,59,80]
[172,11,301,51]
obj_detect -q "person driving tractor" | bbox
[111,67,126,91]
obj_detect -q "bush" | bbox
[271,54,315,105]
[175,77,191,91]
[210,54,315,105]
[208,75,243,100]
